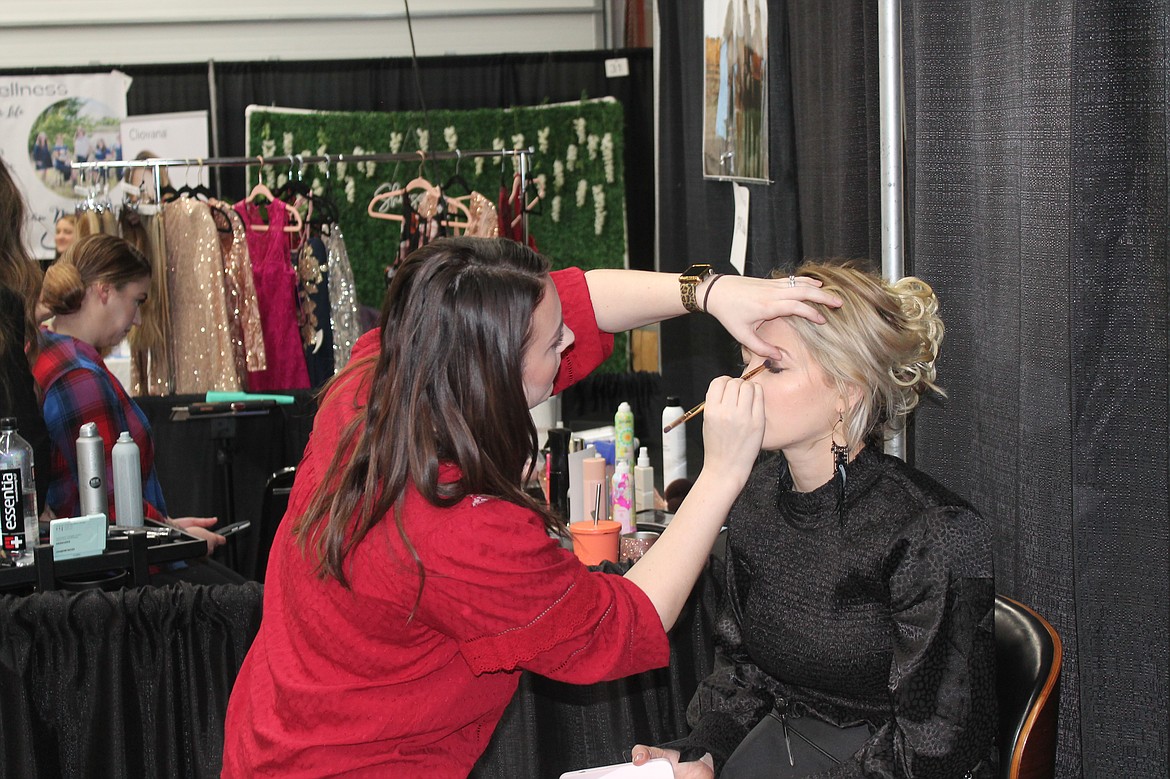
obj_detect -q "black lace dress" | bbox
[676,446,998,777]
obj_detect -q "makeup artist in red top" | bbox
[222,238,840,778]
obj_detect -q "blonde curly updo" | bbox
[779,261,945,448]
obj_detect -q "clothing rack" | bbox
[73,147,537,240]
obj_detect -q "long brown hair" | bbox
[0,160,43,360]
[294,237,559,594]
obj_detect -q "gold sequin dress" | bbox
[213,203,267,382]
[163,197,240,392]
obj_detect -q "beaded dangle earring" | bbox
[830,412,849,516]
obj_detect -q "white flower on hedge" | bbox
[276,173,288,190]
[592,184,606,235]
[534,174,547,199]
[265,167,276,189]
[575,179,588,208]
[537,126,551,154]
[551,195,562,223]
[512,133,525,150]
[261,138,276,158]
[493,137,505,151]
[444,126,458,151]
[336,159,347,179]
[317,144,329,174]
[587,134,599,160]
[282,132,294,156]
[345,176,356,203]
[311,178,324,196]
[553,159,565,190]
[390,132,404,154]
[566,144,578,172]
[416,128,429,153]
[475,157,485,176]
[573,117,587,144]
[352,146,366,176]
[601,133,615,183]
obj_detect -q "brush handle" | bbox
[661,362,769,433]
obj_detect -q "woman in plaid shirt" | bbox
[35,234,224,555]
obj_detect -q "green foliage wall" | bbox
[246,99,628,371]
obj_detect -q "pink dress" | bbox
[234,201,310,391]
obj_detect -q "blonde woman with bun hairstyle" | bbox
[35,235,234,578]
[633,261,997,779]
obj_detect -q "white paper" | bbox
[729,182,750,274]
[560,757,675,778]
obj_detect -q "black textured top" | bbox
[679,446,997,777]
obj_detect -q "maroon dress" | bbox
[234,201,309,391]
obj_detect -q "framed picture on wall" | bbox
[702,0,769,183]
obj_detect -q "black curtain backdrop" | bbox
[659,1,1168,777]
[903,2,1169,776]
[656,0,804,467]
[12,51,656,272]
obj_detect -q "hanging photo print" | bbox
[0,70,130,258]
[702,0,769,183]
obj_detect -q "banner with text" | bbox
[0,71,131,259]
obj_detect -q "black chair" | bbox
[248,467,297,582]
[995,594,1062,779]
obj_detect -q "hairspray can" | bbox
[112,431,143,527]
[76,422,108,518]
[614,401,635,467]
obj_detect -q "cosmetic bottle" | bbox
[546,427,572,519]
[583,455,608,524]
[76,422,108,518]
[634,446,655,514]
[112,431,144,527]
[611,459,633,534]
[661,396,688,487]
[614,401,635,467]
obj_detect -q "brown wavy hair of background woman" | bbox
[0,160,44,362]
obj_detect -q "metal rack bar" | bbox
[71,147,536,241]
[71,148,535,171]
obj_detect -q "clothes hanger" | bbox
[158,166,180,202]
[246,157,303,233]
[176,159,215,201]
[245,156,278,204]
[442,150,475,197]
[367,153,438,223]
[275,155,313,202]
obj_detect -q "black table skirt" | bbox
[0,561,722,777]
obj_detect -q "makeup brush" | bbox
[662,360,772,434]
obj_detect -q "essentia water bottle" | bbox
[0,417,38,566]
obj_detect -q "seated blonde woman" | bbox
[633,262,997,778]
